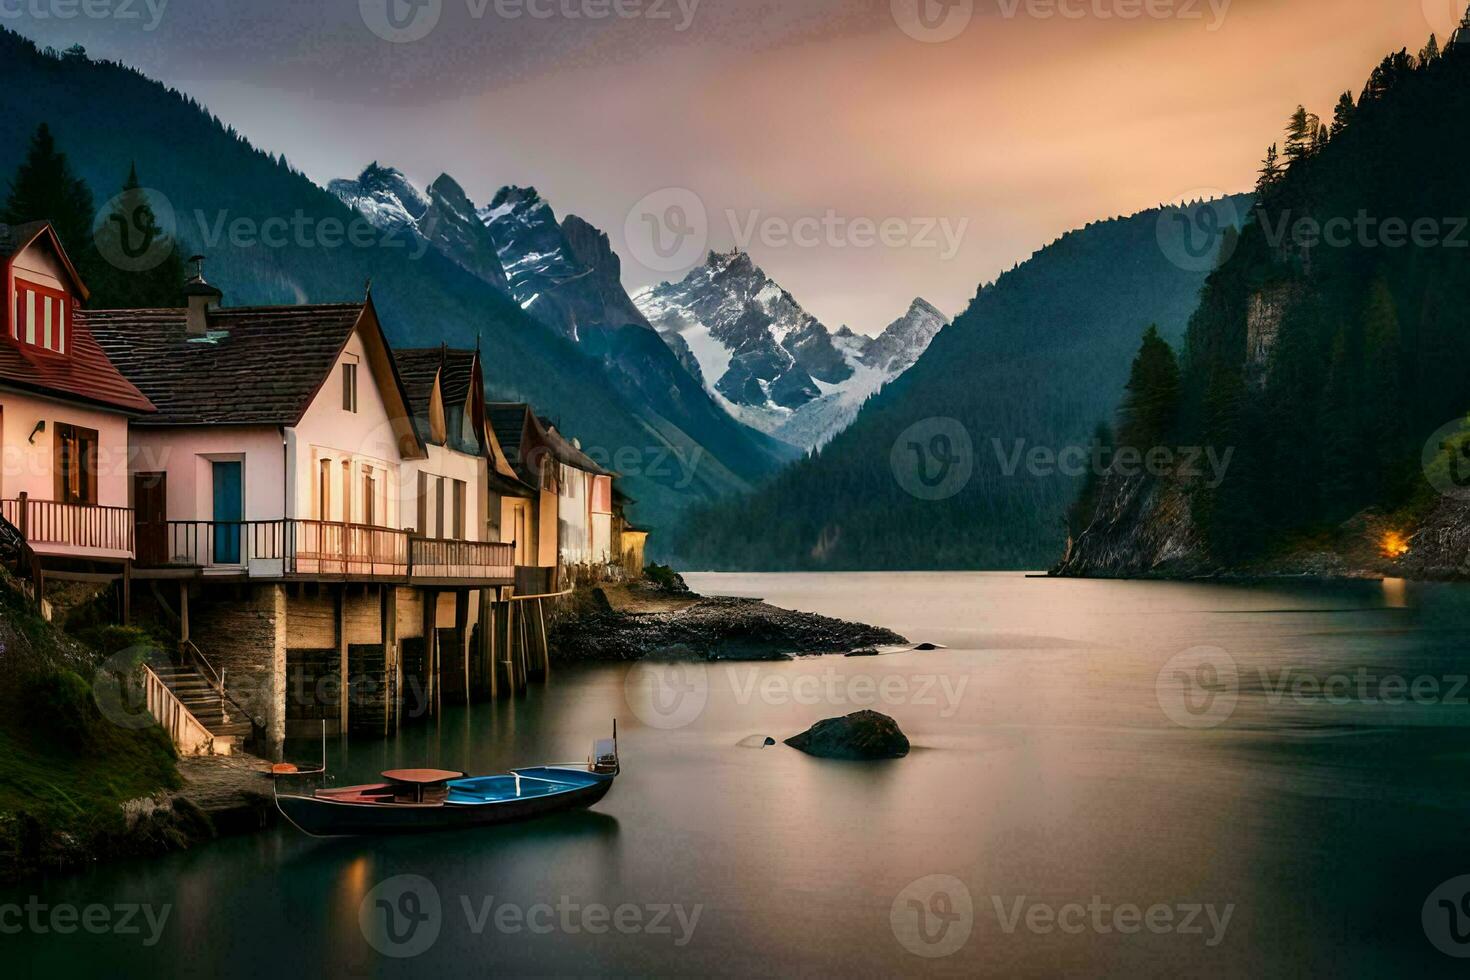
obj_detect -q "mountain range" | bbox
[634,251,946,449]
[670,195,1252,569]
[0,27,798,535]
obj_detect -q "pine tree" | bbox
[1330,92,1355,137]
[1283,106,1320,164]
[1419,34,1440,66]
[1317,325,1361,518]
[89,163,185,308]
[1,123,96,264]
[1118,325,1181,451]
[1256,144,1283,195]
[1361,277,1405,500]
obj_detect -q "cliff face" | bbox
[1054,473,1213,577]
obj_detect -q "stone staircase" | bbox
[147,660,254,753]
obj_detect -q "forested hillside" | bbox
[1060,35,1470,575]
[671,195,1248,569]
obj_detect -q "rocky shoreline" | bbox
[548,583,908,663]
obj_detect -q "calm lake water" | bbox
[11,572,1470,976]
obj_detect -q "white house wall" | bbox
[0,388,131,558]
[288,329,404,528]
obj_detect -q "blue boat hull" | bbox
[276,767,616,837]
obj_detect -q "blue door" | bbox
[212,461,243,564]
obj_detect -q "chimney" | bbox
[183,254,223,337]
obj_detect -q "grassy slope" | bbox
[0,578,180,880]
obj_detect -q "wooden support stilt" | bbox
[421,588,437,718]
[336,586,349,733]
[179,581,190,647]
[380,585,396,735]
[506,600,520,696]
[536,598,550,681]
[455,589,470,706]
[121,561,132,626]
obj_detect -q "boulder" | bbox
[784,710,910,760]
[845,647,880,658]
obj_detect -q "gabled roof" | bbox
[393,348,446,440]
[86,301,360,424]
[488,402,615,479]
[487,403,531,463]
[1,221,89,300]
[0,220,148,413]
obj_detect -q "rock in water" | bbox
[738,735,777,748]
[845,647,880,658]
[784,711,910,760]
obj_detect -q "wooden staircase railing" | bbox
[141,664,218,755]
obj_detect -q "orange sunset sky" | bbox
[9,0,1460,331]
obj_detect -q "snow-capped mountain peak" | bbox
[634,254,946,449]
[327,162,429,231]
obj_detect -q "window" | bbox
[417,471,429,536]
[342,362,358,413]
[54,423,98,504]
[318,459,332,520]
[11,279,69,354]
[341,459,351,522]
[434,476,446,539]
[363,467,377,528]
[452,480,466,540]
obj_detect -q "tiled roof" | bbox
[83,303,364,425]
[0,316,155,414]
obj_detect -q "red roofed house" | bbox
[0,221,154,603]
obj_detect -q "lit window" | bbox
[11,279,68,354]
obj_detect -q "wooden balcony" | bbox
[134,519,515,586]
[2,495,134,558]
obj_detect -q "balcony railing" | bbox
[2,495,134,556]
[410,537,516,582]
[135,519,514,583]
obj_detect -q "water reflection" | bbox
[7,573,1470,975]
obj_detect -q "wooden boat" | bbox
[274,725,619,837]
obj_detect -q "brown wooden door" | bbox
[133,472,167,566]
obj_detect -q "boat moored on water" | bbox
[274,724,620,837]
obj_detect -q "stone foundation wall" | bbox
[189,583,287,753]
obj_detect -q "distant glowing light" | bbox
[1380,531,1410,559]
